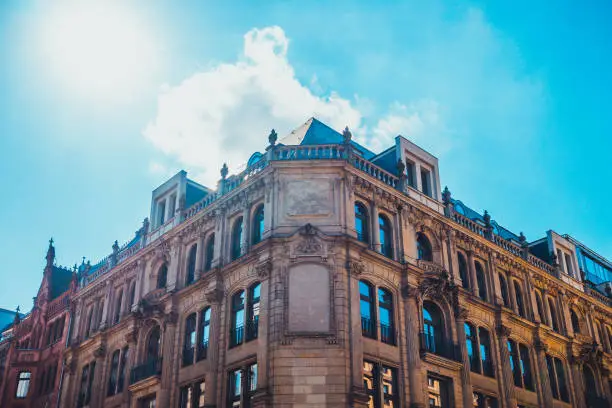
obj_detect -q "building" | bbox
[2,117,612,408]
[0,240,74,408]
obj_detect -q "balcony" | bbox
[182,347,194,367]
[229,326,244,348]
[245,318,259,342]
[197,341,208,361]
[361,317,376,339]
[130,358,162,385]
[380,323,396,346]
[420,333,459,361]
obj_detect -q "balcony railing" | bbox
[420,333,458,361]
[182,346,194,367]
[246,318,259,342]
[130,357,162,385]
[197,341,208,361]
[229,326,244,348]
[380,323,395,346]
[361,317,376,339]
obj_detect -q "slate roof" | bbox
[50,266,73,299]
[0,308,22,333]
[452,199,521,243]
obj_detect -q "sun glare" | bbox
[37,2,159,101]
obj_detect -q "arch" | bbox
[359,280,376,338]
[251,204,265,245]
[231,217,244,261]
[204,233,215,272]
[378,287,395,345]
[230,290,246,347]
[156,263,168,289]
[548,297,560,332]
[423,301,446,357]
[379,214,393,258]
[465,322,479,373]
[247,282,261,341]
[499,273,510,308]
[113,290,123,324]
[571,309,581,335]
[182,313,197,366]
[354,202,369,244]
[186,244,197,285]
[475,261,488,301]
[146,325,161,362]
[583,365,598,398]
[416,232,433,262]
[513,280,526,318]
[458,252,470,289]
[535,290,547,325]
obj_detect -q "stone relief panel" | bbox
[287,263,330,333]
[285,179,332,217]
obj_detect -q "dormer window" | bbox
[158,201,166,226]
[405,160,416,188]
[421,168,432,197]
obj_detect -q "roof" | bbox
[0,308,22,333]
[50,266,73,299]
[279,117,377,160]
[452,199,521,242]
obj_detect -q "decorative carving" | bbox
[416,259,446,275]
[534,337,548,353]
[164,311,178,325]
[495,324,511,338]
[295,224,323,255]
[347,260,365,276]
[125,328,138,344]
[256,261,272,278]
[93,344,106,359]
[456,307,469,321]
[205,288,224,304]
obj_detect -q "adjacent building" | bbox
[2,117,612,408]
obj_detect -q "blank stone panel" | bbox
[288,263,330,333]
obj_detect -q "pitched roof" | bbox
[0,308,23,333]
[452,199,521,242]
[50,266,73,299]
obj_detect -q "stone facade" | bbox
[3,118,612,408]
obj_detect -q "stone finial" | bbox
[442,186,451,205]
[13,306,20,324]
[342,126,352,144]
[519,232,527,245]
[46,238,55,268]
[483,210,491,226]
[396,158,406,177]
[142,217,150,234]
[268,129,278,147]
[112,240,119,254]
[220,163,229,180]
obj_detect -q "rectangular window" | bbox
[158,201,166,226]
[16,371,31,398]
[168,194,177,218]
[473,392,498,408]
[363,361,398,408]
[564,253,574,277]
[421,168,432,197]
[140,394,156,408]
[406,159,416,188]
[557,249,565,272]
[227,363,257,408]
[180,380,206,408]
[427,375,451,407]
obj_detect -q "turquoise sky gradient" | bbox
[1,0,611,310]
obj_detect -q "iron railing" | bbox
[129,357,162,385]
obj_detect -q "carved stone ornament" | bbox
[93,344,106,359]
[256,261,272,278]
[572,341,603,367]
[348,260,365,276]
[401,284,420,300]
[495,324,511,338]
[534,337,548,353]
[295,223,323,255]
[205,288,224,304]
[418,271,459,313]
[456,307,469,321]
[164,311,178,325]
[125,328,138,344]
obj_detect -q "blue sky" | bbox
[1,0,611,311]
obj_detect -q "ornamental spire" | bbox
[45,238,55,268]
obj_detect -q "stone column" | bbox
[534,338,554,408]
[166,237,182,292]
[525,274,540,322]
[158,313,178,408]
[455,307,474,408]
[371,201,380,253]
[507,273,518,313]
[195,232,206,279]
[99,281,113,330]
[241,204,251,256]
[467,251,480,297]
[404,286,425,408]
[132,260,145,312]
[496,325,517,408]
[204,282,224,407]
[570,360,586,408]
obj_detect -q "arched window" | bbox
[230,290,245,347]
[113,290,123,324]
[423,301,445,357]
[204,234,215,272]
[157,264,168,289]
[247,283,261,341]
[514,281,526,318]
[583,365,597,400]
[379,215,393,258]
[571,309,581,334]
[16,371,30,398]
[183,314,197,366]
[475,262,488,301]
[499,274,510,308]
[107,350,120,396]
[186,244,197,285]
[416,233,433,262]
[479,328,494,377]
[231,217,244,260]
[548,298,560,332]
[465,323,480,373]
[198,307,211,361]
[378,288,394,345]
[146,326,161,362]
[355,202,369,243]
[252,205,264,245]
[508,340,534,391]
[128,282,136,310]
[535,291,546,325]
[359,281,375,339]
[596,322,606,350]
[458,253,469,289]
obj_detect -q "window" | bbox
[499,274,510,308]
[246,283,260,341]
[355,202,369,243]
[186,244,197,285]
[378,288,395,345]
[363,361,399,408]
[571,309,581,334]
[465,323,480,373]
[564,253,574,277]
[479,328,493,377]
[547,355,569,402]
[535,291,546,325]
[198,308,211,361]
[231,217,244,261]
[147,326,161,361]
[129,282,136,310]
[475,262,487,301]
[157,264,168,289]
[158,200,166,226]
[583,366,597,402]
[117,346,129,394]
[507,340,533,391]
[140,394,157,408]
[251,205,264,245]
[204,234,215,272]
[427,375,451,408]
[472,392,498,408]
[77,362,95,408]
[458,253,469,289]
[180,379,206,408]
[85,306,94,339]
[114,290,123,324]
[16,371,30,398]
[421,168,432,197]
[230,291,245,347]
[547,298,560,332]
[228,363,257,408]
[183,313,197,366]
[513,281,526,318]
[464,324,494,377]
[107,350,120,396]
[360,281,376,339]
[379,215,393,258]
[417,233,433,262]
[557,249,565,273]
[423,302,446,357]
[405,160,416,188]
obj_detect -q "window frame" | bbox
[15,371,31,399]
[186,244,198,285]
[231,217,244,261]
[378,214,393,259]
[354,202,370,244]
[251,205,264,246]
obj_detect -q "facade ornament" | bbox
[124,328,138,344]
[220,163,229,180]
[256,261,272,278]
[534,337,548,353]
[396,159,405,177]
[456,307,469,321]
[495,324,511,338]
[418,271,458,313]
[342,126,352,144]
[347,260,365,276]
[295,223,323,255]
[268,129,278,147]
[164,311,178,325]
[401,284,420,300]
[205,287,224,304]
[93,344,106,359]
[442,186,451,206]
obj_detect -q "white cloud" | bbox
[143,26,363,187]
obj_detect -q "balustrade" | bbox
[130,357,162,385]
